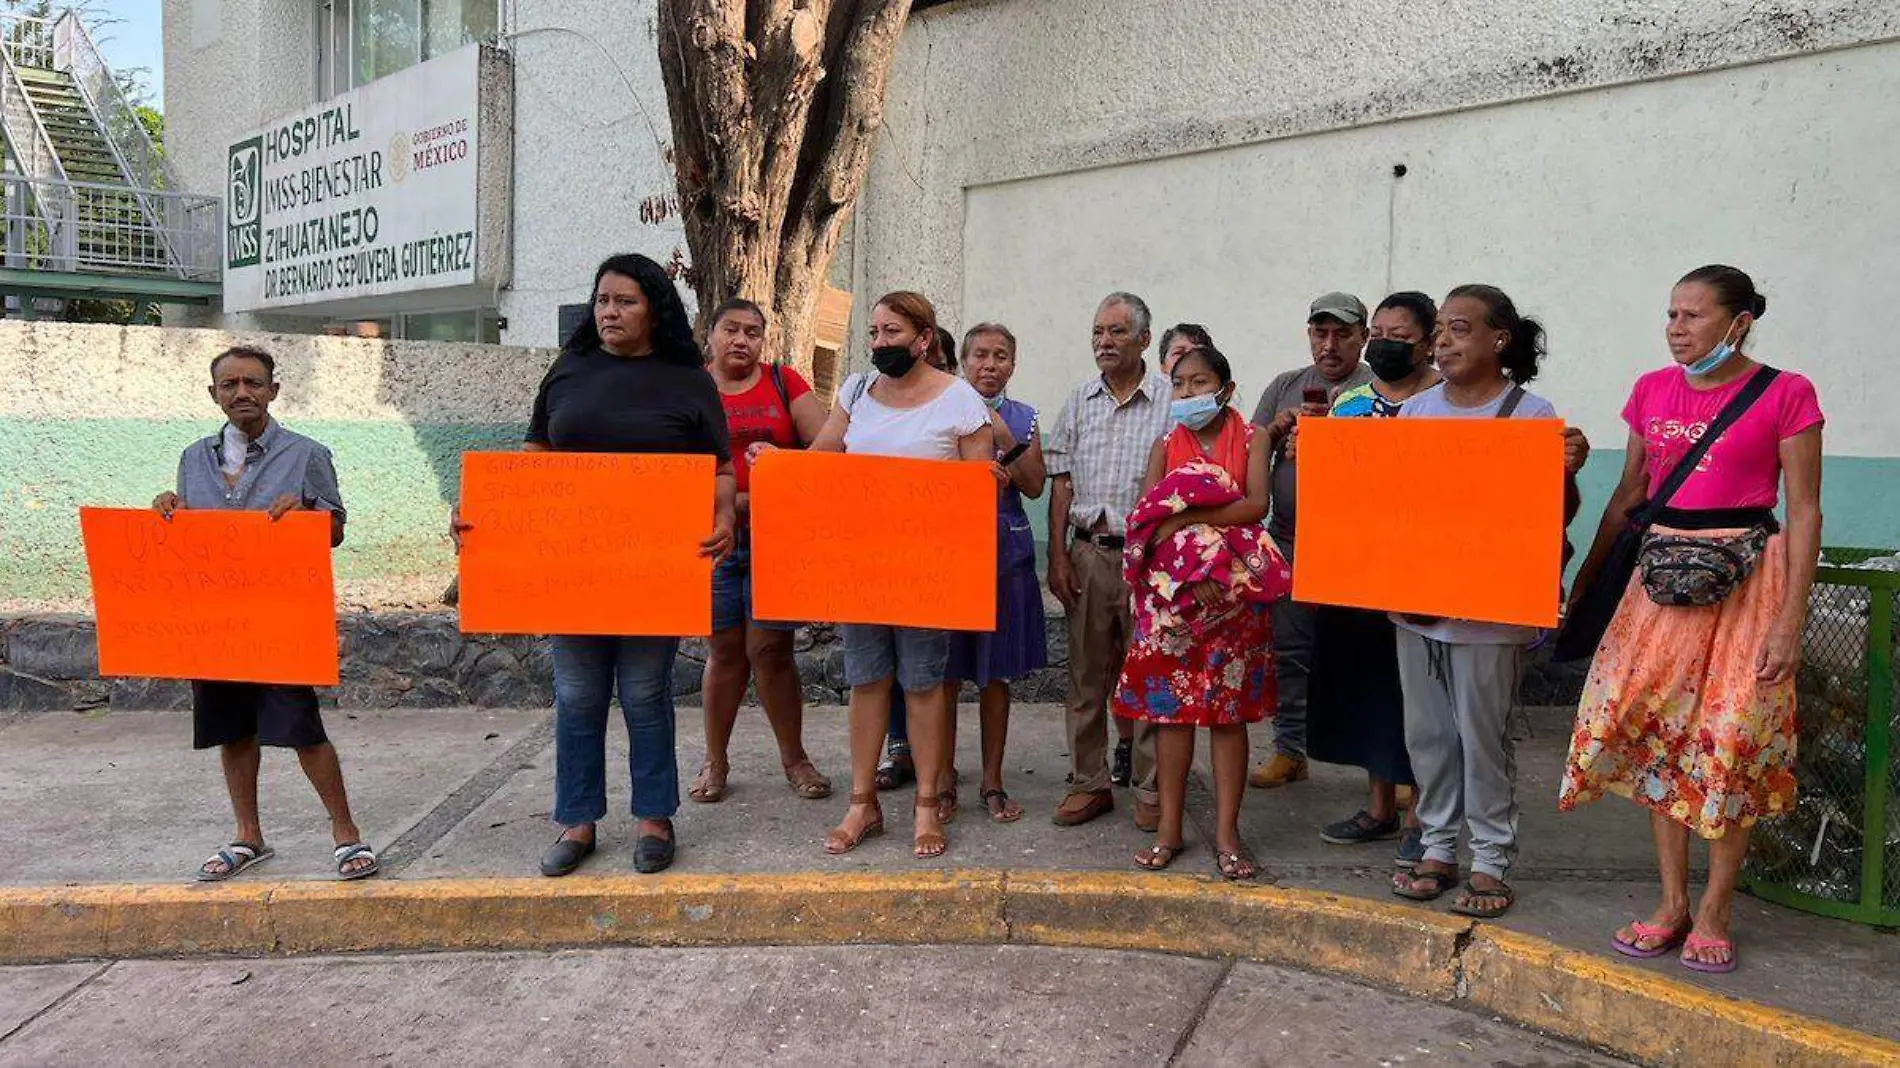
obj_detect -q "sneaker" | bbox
[1321,810,1402,845]
[1110,739,1133,787]
[1248,753,1308,789]
[1395,826,1426,867]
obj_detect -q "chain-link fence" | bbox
[1743,548,1899,926]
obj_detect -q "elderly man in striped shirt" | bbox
[1043,292,1174,829]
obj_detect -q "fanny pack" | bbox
[1552,366,1782,659]
[1638,507,1779,607]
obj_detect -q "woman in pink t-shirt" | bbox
[1560,265,1824,974]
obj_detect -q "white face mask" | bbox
[1687,317,1744,376]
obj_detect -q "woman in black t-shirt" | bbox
[462,253,736,877]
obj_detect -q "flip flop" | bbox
[1613,918,1690,959]
[981,788,1023,824]
[1215,849,1257,881]
[1680,932,1738,974]
[1450,881,1515,919]
[1392,866,1459,902]
[332,842,381,881]
[196,841,273,882]
[1133,842,1186,871]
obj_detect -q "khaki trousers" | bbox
[1065,541,1158,805]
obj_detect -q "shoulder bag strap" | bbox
[1494,384,1526,419]
[1634,367,1781,523]
[843,371,876,416]
[767,362,792,412]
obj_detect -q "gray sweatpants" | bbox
[1394,630,1522,881]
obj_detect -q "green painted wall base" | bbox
[1,417,524,604]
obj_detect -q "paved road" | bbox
[0,703,1891,1043]
[0,945,1625,1066]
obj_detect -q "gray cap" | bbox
[1308,291,1367,326]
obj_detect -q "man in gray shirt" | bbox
[153,345,377,884]
[1247,292,1373,788]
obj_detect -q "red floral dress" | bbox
[1112,419,1290,728]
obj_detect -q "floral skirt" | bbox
[1557,532,1797,838]
[1112,601,1274,728]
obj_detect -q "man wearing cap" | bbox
[1247,292,1374,789]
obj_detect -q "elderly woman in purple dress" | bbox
[938,323,1048,823]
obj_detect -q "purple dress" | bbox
[948,397,1048,686]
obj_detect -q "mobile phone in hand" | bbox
[998,440,1031,466]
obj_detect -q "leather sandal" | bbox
[913,793,948,859]
[824,792,884,855]
[783,758,832,800]
[688,761,729,803]
[981,788,1023,823]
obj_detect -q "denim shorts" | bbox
[711,527,800,634]
[841,623,950,694]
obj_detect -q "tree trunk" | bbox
[657,0,909,388]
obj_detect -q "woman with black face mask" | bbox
[807,291,997,861]
[1301,292,1439,866]
[1331,293,1441,417]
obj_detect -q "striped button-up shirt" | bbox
[1043,367,1173,537]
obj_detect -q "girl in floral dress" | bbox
[1113,345,1291,880]
[1560,265,1823,973]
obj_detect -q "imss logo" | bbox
[226,137,262,268]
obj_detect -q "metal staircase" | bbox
[0,8,219,313]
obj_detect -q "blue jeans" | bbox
[888,687,909,743]
[551,635,680,825]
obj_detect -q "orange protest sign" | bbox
[1293,418,1565,628]
[457,452,714,636]
[80,507,339,685]
[749,451,997,630]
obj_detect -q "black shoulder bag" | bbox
[1551,367,1781,662]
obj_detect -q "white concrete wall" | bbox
[856,0,1900,456]
[163,0,319,333]
[162,0,686,344]
[499,0,685,345]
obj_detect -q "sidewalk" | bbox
[1,702,1893,1045]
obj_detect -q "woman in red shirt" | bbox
[690,299,833,804]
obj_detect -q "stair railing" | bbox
[0,13,55,71]
[52,10,191,276]
[2,173,219,279]
[55,13,177,192]
[0,27,74,271]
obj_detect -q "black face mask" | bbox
[871,344,919,377]
[1364,338,1419,384]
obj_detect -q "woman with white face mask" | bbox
[1560,265,1824,974]
[1114,344,1288,881]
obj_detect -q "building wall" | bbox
[499,1,686,345]
[853,0,1900,549]
[163,0,322,333]
[157,0,1900,552]
[0,323,546,612]
[162,0,687,344]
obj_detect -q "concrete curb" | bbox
[0,871,1892,1067]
